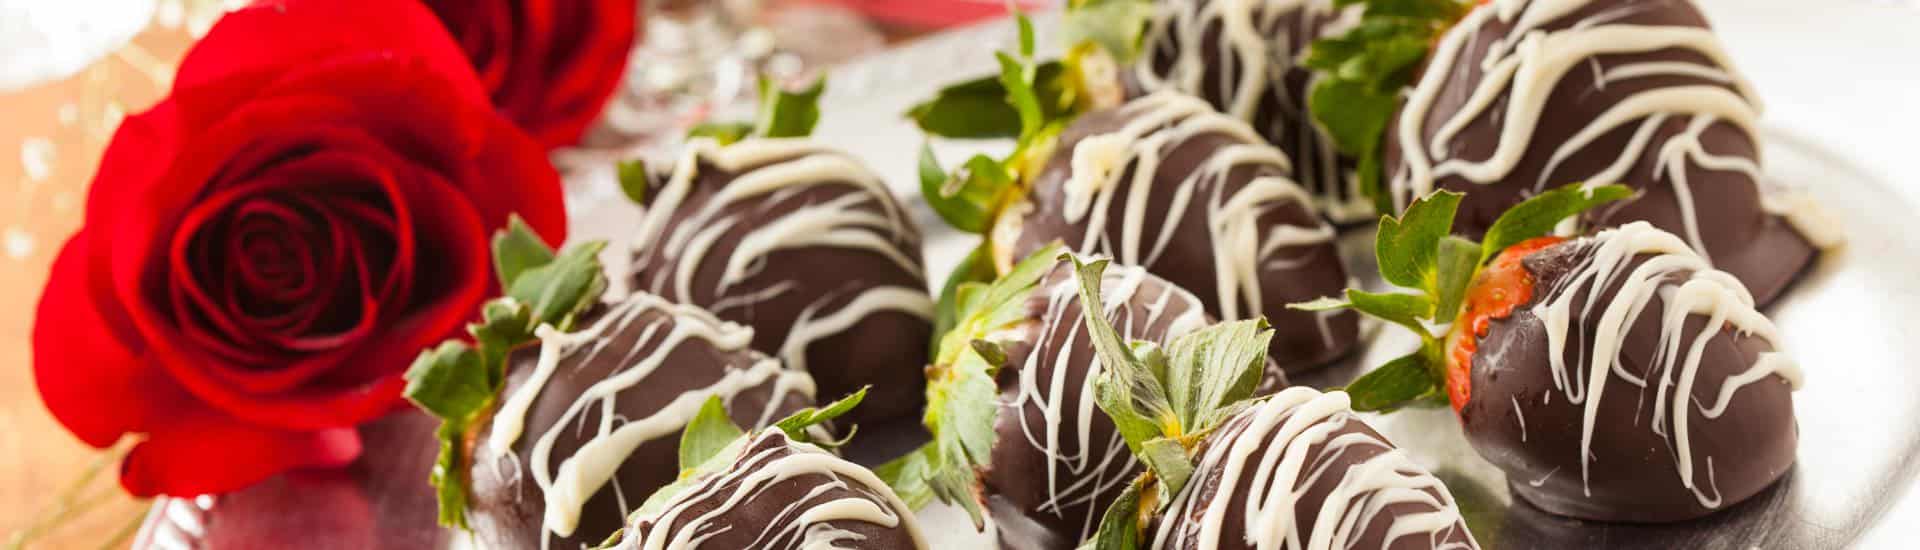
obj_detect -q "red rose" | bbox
[423,0,641,147]
[32,0,567,497]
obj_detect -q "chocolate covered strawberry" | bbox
[909,11,1356,375]
[1300,182,1803,522]
[1063,256,1479,550]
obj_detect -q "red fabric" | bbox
[33,0,566,497]
[421,0,641,148]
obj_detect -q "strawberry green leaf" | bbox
[1433,235,1481,323]
[931,241,998,355]
[1063,0,1155,63]
[1308,0,1474,214]
[1341,351,1441,412]
[1162,319,1273,433]
[468,298,533,386]
[775,386,868,442]
[755,75,825,139]
[907,62,1072,139]
[1293,289,1433,336]
[506,240,608,333]
[1336,0,1470,22]
[1015,8,1036,59]
[616,159,651,207]
[1139,437,1194,496]
[687,122,754,145]
[1090,477,1147,550]
[998,51,1045,146]
[491,215,556,292]
[1069,255,1180,453]
[680,396,745,472]
[1375,190,1464,291]
[874,444,939,510]
[403,342,489,430]
[1481,182,1633,263]
[920,147,1014,234]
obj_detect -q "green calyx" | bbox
[1068,254,1275,550]
[688,74,827,145]
[878,243,1065,528]
[1305,0,1476,216]
[915,9,1132,355]
[402,215,610,529]
[912,10,1078,238]
[1288,182,1632,412]
[1062,0,1156,66]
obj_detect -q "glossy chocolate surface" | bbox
[1460,239,1797,522]
[466,301,815,548]
[1383,0,1816,305]
[1012,101,1358,374]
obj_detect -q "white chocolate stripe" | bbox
[483,292,818,541]
[1532,221,1800,508]
[1055,92,1334,336]
[1150,387,1474,550]
[629,432,929,550]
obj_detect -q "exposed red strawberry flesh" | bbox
[1445,236,1565,412]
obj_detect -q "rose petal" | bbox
[120,407,361,497]
[450,114,568,249]
[424,0,516,93]
[81,102,184,351]
[34,233,195,448]
[317,167,491,384]
[509,0,638,147]
[176,0,483,106]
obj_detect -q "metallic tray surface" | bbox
[135,1,1920,548]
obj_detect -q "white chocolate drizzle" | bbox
[1133,0,1371,221]
[1392,0,1838,259]
[1530,221,1801,508]
[1047,91,1336,330]
[1003,262,1209,541]
[623,431,928,550]
[631,137,934,373]
[484,292,817,542]
[1150,387,1477,550]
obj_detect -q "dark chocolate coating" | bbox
[983,263,1286,549]
[466,299,815,548]
[1461,239,1797,522]
[1152,390,1479,549]
[630,142,933,447]
[1132,0,1361,219]
[1383,0,1815,305]
[1012,102,1359,374]
[621,431,922,549]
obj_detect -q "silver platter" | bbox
[134,1,1920,548]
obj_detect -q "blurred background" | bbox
[0,0,1052,547]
